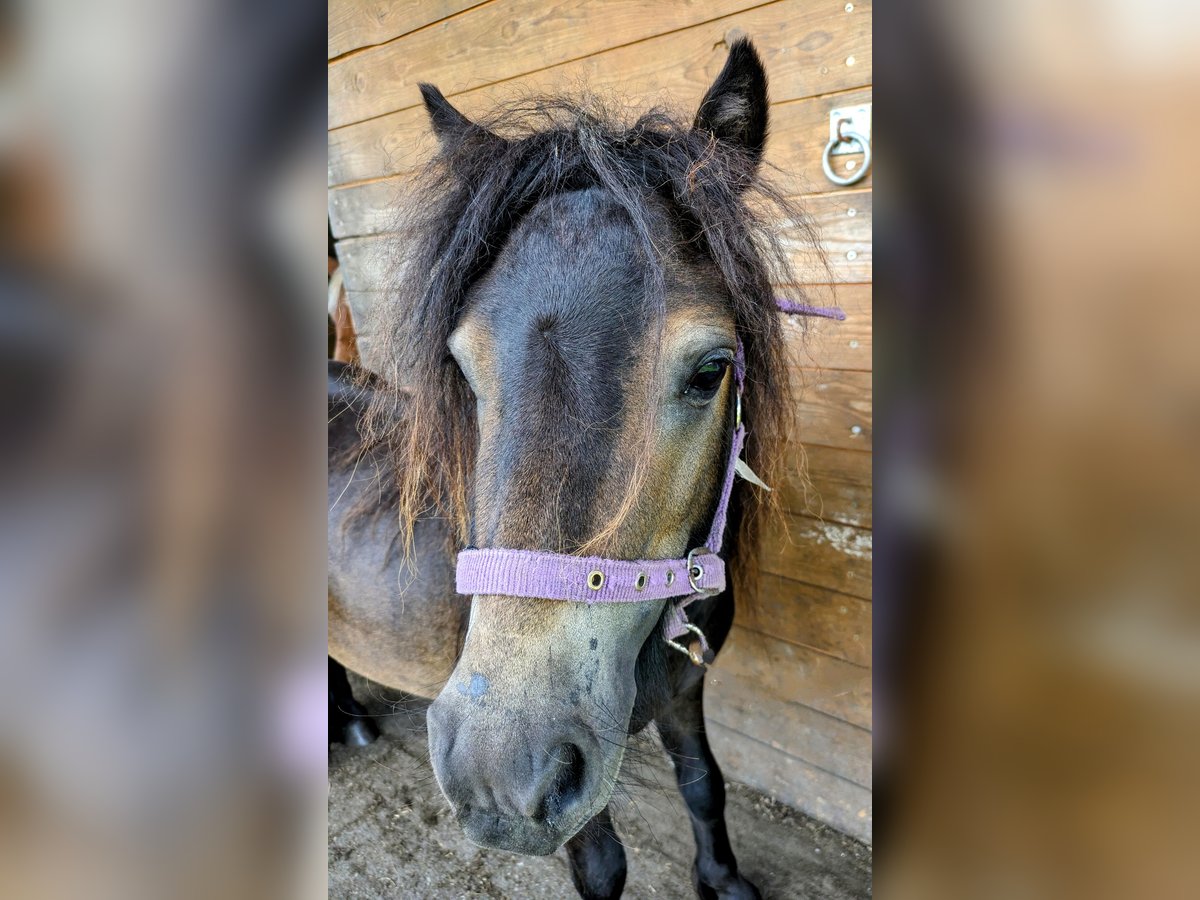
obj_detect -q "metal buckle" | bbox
[686,546,718,596]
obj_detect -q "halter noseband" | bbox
[454,302,845,667]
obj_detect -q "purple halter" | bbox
[455,300,843,666]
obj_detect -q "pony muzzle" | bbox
[426,664,616,855]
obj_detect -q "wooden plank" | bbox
[783,189,871,284]
[329,82,872,190]
[335,292,872,440]
[782,283,871,372]
[341,290,380,341]
[332,188,873,283]
[707,665,871,786]
[760,514,871,600]
[329,0,872,131]
[711,624,871,730]
[332,305,871,532]
[328,107,427,188]
[328,179,408,239]
[329,0,487,59]
[334,235,395,295]
[330,0,776,128]
[708,720,872,842]
[335,298,871,524]
[333,190,869,286]
[343,283,873,375]
[329,85,872,190]
[336,290,870,453]
[778,443,871,529]
[329,176,871,287]
[790,367,871,451]
[329,184,872,287]
[739,573,871,666]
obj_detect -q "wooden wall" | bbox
[328,0,872,843]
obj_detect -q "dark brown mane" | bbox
[350,90,822,601]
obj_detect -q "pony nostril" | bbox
[528,742,587,823]
[551,742,586,802]
[549,744,585,816]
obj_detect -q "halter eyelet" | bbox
[587,570,605,591]
[634,572,647,591]
[665,570,675,586]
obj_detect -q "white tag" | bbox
[734,457,772,491]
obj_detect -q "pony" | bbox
[329,39,817,899]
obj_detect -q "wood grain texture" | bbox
[783,283,871,372]
[740,573,871,665]
[329,0,871,150]
[785,189,871,284]
[328,178,406,239]
[334,293,869,452]
[329,87,873,194]
[342,283,871,374]
[333,190,870,287]
[791,367,872,451]
[712,625,871,729]
[334,235,394,295]
[329,184,871,296]
[329,185,869,283]
[330,0,489,59]
[708,720,872,841]
[778,443,871,528]
[761,513,871,599]
[707,662,871,785]
[329,0,774,128]
[329,83,873,191]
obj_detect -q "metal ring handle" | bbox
[821,127,872,187]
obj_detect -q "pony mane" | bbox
[350,92,822,601]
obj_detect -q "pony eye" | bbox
[685,357,729,397]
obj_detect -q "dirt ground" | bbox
[329,676,871,899]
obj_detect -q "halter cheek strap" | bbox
[455,346,746,667]
[454,302,842,667]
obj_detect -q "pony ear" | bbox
[419,83,498,149]
[693,38,769,164]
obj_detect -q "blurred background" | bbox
[876,1,1200,898]
[0,1,327,899]
[1,0,1198,898]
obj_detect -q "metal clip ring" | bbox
[665,623,711,668]
[821,121,872,187]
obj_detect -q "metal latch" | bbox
[828,104,871,156]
